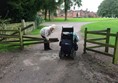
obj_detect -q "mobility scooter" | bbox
[59,26,77,59]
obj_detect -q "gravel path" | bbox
[0,22,118,83]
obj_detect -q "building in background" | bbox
[56,9,98,18]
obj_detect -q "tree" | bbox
[0,0,63,21]
[97,0,118,17]
[48,0,58,21]
[0,0,82,22]
[64,0,82,20]
[7,0,42,22]
[41,0,63,21]
[0,0,9,18]
[0,0,42,22]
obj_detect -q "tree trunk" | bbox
[44,9,47,20]
[64,0,67,21]
[49,10,51,21]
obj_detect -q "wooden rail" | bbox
[0,24,33,41]
[0,24,59,50]
[84,28,118,64]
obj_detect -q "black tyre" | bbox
[59,50,65,59]
[70,50,76,59]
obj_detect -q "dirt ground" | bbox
[0,22,118,83]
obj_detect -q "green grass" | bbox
[0,44,20,52]
[30,25,44,35]
[81,19,118,45]
[46,17,114,22]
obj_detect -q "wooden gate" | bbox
[83,28,118,64]
[0,24,58,50]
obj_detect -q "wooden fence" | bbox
[83,28,118,64]
[0,24,58,50]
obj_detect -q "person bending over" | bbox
[40,24,56,50]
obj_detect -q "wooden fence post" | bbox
[21,19,26,34]
[113,32,118,64]
[105,28,110,53]
[18,27,24,50]
[83,28,87,54]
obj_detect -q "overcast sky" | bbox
[72,0,104,12]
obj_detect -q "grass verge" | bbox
[46,17,114,22]
[81,19,118,45]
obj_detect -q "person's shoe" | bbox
[44,49,48,51]
[44,48,52,51]
[48,48,52,50]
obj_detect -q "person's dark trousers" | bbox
[41,36,50,50]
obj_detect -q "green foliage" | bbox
[7,0,40,22]
[0,0,9,18]
[64,0,82,10]
[35,14,43,28]
[0,0,82,22]
[30,25,44,35]
[97,0,118,17]
[0,0,42,22]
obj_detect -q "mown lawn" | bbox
[47,17,114,22]
[81,18,118,45]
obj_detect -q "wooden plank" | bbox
[113,32,118,64]
[8,44,20,47]
[23,41,44,45]
[23,39,44,41]
[18,27,24,50]
[10,24,33,35]
[87,29,107,33]
[87,38,106,41]
[0,34,10,36]
[86,40,115,48]
[0,34,19,36]
[9,24,33,35]
[0,40,20,43]
[0,35,19,38]
[21,24,33,31]
[110,33,116,37]
[87,31,116,37]
[87,32,107,35]
[0,30,18,32]
[49,38,59,42]
[3,40,58,47]
[86,48,113,57]
[105,28,110,52]
[23,38,59,42]
[23,35,44,40]
[0,24,33,41]
[87,45,104,48]
[83,28,87,53]
[23,40,58,45]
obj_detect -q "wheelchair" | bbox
[59,26,77,59]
